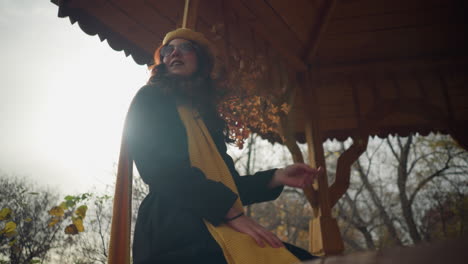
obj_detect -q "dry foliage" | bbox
[212,24,290,149]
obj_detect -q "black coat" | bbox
[126,85,284,264]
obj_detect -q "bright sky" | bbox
[0,1,149,194]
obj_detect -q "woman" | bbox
[125,28,320,264]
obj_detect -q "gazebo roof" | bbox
[52,0,468,143]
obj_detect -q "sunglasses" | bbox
[160,42,196,57]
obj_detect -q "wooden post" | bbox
[181,0,200,29]
[300,71,344,256]
[279,77,319,208]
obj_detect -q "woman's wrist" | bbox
[225,206,242,220]
[268,168,284,188]
[224,212,244,222]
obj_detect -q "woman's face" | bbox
[162,38,198,77]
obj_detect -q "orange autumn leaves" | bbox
[216,50,290,148]
[218,96,290,148]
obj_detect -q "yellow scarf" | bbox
[107,102,300,264]
[177,103,300,264]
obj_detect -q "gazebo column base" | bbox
[310,216,344,256]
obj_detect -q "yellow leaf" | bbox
[48,206,64,217]
[73,218,85,232]
[1,221,17,236]
[59,202,68,210]
[0,208,12,220]
[64,224,79,235]
[48,216,60,227]
[24,218,32,222]
[75,205,87,219]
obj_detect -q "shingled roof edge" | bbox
[51,0,153,66]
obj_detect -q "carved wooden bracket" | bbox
[329,135,369,207]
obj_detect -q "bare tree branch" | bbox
[356,159,402,245]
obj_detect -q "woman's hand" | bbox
[269,163,322,189]
[224,208,284,248]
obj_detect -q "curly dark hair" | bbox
[146,40,233,144]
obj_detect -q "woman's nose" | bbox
[170,47,181,57]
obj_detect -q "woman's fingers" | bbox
[304,175,313,187]
[277,163,326,188]
[227,215,284,248]
[266,231,284,248]
[255,227,283,248]
[247,230,265,247]
[305,166,323,186]
[249,221,279,248]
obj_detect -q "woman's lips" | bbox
[170,60,184,66]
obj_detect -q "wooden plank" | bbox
[231,15,256,58]
[228,0,307,70]
[302,237,468,264]
[316,79,355,106]
[195,17,226,62]
[110,0,175,43]
[451,96,468,110]
[197,0,224,26]
[197,0,225,49]
[418,71,449,111]
[355,77,378,116]
[396,73,422,99]
[313,56,468,75]
[378,112,437,127]
[318,104,356,119]
[319,117,358,131]
[326,5,452,35]
[303,0,338,62]
[266,0,319,42]
[454,108,468,121]
[332,0,447,19]
[239,0,303,50]
[68,0,103,9]
[146,0,185,28]
[445,69,467,92]
[315,23,464,65]
[81,1,159,54]
[377,78,399,100]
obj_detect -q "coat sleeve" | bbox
[217,140,284,206]
[126,86,238,226]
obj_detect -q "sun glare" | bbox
[0,1,152,194]
[32,49,148,193]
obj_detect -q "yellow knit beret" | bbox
[154,28,215,65]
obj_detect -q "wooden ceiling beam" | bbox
[302,0,337,63]
[227,0,307,71]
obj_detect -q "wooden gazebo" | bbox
[52,0,468,258]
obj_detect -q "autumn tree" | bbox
[332,134,468,251]
[52,193,111,264]
[56,171,148,264]
[421,192,468,241]
[0,174,67,264]
[230,132,468,253]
